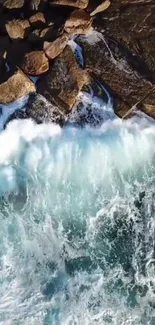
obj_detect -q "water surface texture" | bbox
[0,116,155,325]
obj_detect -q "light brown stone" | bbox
[0,69,35,104]
[29,12,46,29]
[43,33,68,59]
[20,51,49,76]
[5,19,30,40]
[64,9,92,34]
[49,0,89,9]
[0,0,24,8]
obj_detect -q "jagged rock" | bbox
[0,69,35,104]
[5,19,30,40]
[49,0,89,9]
[20,51,49,75]
[76,33,155,118]
[29,12,46,29]
[64,9,92,35]
[37,46,86,113]
[26,93,65,124]
[5,93,66,126]
[43,33,68,59]
[0,0,24,8]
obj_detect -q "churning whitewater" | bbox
[1,116,155,325]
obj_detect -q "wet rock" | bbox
[0,0,24,8]
[49,0,89,9]
[29,12,46,29]
[0,68,35,104]
[76,33,155,118]
[26,93,65,124]
[5,93,66,126]
[20,51,49,76]
[5,19,30,40]
[64,9,92,35]
[37,46,86,113]
[43,33,68,59]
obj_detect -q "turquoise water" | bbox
[0,118,155,324]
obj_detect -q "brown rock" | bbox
[29,12,46,29]
[76,34,155,118]
[37,46,86,113]
[20,51,49,76]
[0,0,24,8]
[90,0,111,16]
[49,0,89,9]
[43,33,68,59]
[0,69,35,104]
[64,9,92,35]
[5,19,30,40]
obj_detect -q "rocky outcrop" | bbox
[20,51,49,75]
[37,46,86,113]
[64,9,92,35]
[76,33,155,118]
[0,69,35,104]
[43,33,68,59]
[5,19,30,40]
[49,0,89,9]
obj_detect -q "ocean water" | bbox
[0,112,155,324]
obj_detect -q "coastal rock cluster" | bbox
[0,0,154,125]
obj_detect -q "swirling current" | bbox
[0,114,155,325]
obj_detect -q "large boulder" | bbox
[64,9,92,35]
[76,33,155,118]
[37,46,86,113]
[49,0,89,9]
[5,19,30,40]
[0,69,35,104]
[20,51,49,76]
[43,33,69,59]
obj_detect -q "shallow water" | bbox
[0,116,155,324]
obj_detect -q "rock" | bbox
[90,0,111,16]
[64,9,92,35]
[30,0,47,10]
[5,93,66,126]
[0,69,35,104]
[5,19,30,40]
[76,33,155,118]
[20,51,49,76]
[49,0,89,9]
[29,12,46,29]
[37,46,86,113]
[26,93,66,124]
[43,33,68,59]
[0,0,24,8]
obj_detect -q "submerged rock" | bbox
[0,69,35,104]
[20,51,49,76]
[37,46,86,113]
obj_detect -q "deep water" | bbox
[0,117,155,325]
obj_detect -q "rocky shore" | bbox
[0,0,154,126]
